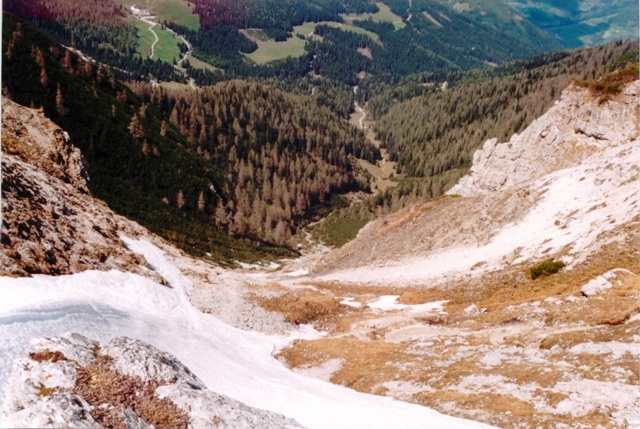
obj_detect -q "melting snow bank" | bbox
[0,239,495,429]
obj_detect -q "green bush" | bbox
[529,259,566,280]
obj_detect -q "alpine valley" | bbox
[0,0,639,428]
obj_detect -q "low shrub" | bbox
[529,259,566,280]
[574,63,639,104]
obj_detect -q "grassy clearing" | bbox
[116,0,200,30]
[131,17,154,58]
[334,23,380,41]
[245,22,316,64]
[245,36,307,64]
[130,17,181,63]
[246,21,379,64]
[242,28,270,42]
[341,2,406,30]
[295,22,319,37]
[310,212,372,248]
[148,0,200,30]
[153,24,181,63]
[187,55,219,72]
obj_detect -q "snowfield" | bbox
[0,238,494,429]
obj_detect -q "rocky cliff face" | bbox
[1,98,151,276]
[2,99,90,193]
[0,333,304,429]
[450,81,640,196]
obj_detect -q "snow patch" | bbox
[569,341,640,359]
[283,269,310,277]
[368,296,447,316]
[580,268,635,296]
[368,296,405,310]
[553,380,639,417]
[0,240,495,429]
[340,298,362,308]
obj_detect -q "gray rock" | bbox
[0,334,306,429]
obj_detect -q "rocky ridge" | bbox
[1,98,150,277]
[0,333,304,429]
[450,81,640,196]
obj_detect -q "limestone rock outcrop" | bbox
[2,98,89,193]
[449,81,640,196]
[0,333,305,429]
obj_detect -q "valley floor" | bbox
[253,238,640,428]
[0,238,494,429]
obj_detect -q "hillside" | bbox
[373,40,638,179]
[311,40,638,247]
[505,0,640,48]
[2,76,637,429]
[317,77,640,279]
[2,14,378,261]
[1,1,639,427]
[5,0,563,86]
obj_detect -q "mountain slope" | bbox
[505,0,640,48]
[2,14,378,260]
[1,98,151,277]
[316,79,640,282]
[266,79,640,428]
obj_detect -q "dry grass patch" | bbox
[277,221,640,428]
[424,391,537,419]
[71,348,189,429]
[417,390,612,429]
[374,198,460,237]
[36,384,58,397]
[256,288,342,325]
[539,324,633,350]
[357,47,372,59]
[279,337,409,391]
[493,363,564,389]
[29,350,68,363]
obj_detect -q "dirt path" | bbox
[172,31,192,66]
[140,17,159,60]
[354,101,366,129]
